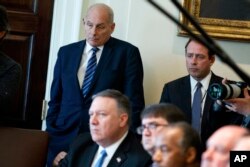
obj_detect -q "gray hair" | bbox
[92,89,131,125]
[86,3,114,23]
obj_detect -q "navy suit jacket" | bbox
[46,37,144,152]
[160,73,243,148]
[59,131,152,167]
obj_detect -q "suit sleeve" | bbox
[46,48,63,133]
[124,46,145,130]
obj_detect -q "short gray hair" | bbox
[92,89,131,125]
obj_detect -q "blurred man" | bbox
[137,103,187,155]
[233,135,250,150]
[0,5,21,116]
[201,125,249,167]
[152,122,201,167]
[58,89,151,167]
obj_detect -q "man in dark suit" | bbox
[160,39,243,149]
[58,89,151,167]
[0,5,21,117]
[46,3,144,167]
[152,122,202,167]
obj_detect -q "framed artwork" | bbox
[179,0,250,41]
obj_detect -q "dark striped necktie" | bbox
[82,47,99,97]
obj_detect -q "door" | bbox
[0,0,54,129]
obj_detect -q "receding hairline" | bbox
[85,3,114,23]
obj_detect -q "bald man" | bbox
[201,125,249,167]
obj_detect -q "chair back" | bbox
[0,127,49,167]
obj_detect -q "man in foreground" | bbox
[58,89,151,167]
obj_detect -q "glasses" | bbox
[136,123,168,135]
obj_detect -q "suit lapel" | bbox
[201,73,221,131]
[72,41,86,90]
[108,152,127,167]
[107,132,131,167]
[182,76,192,122]
[81,143,98,166]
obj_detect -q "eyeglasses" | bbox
[136,123,168,135]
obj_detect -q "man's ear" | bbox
[119,113,128,127]
[210,55,215,66]
[185,147,197,164]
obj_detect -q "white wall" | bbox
[43,0,250,128]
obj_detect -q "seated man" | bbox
[201,125,249,167]
[160,39,244,150]
[58,89,151,167]
[151,122,201,167]
[137,103,187,155]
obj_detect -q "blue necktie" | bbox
[95,150,107,167]
[192,82,202,133]
[82,47,99,97]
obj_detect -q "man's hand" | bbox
[53,151,67,167]
[224,88,250,116]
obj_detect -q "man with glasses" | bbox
[137,103,187,155]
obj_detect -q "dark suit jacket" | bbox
[0,51,21,115]
[45,37,144,156]
[59,131,152,167]
[160,73,243,148]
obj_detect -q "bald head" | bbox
[233,136,250,150]
[209,126,249,149]
[86,3,114,23]
[201,125,249,167]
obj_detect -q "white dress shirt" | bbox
[190,71,212,117]
[77,42,103,88]
[91,131,128,167]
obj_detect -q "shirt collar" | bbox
[85,42,104,53]
[97,131,128,159]
[190,71,212,92]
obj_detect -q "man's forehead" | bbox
[156,128,181,146]
[90,97,117,109]
[142,117,168,124]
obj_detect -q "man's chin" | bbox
[142,143,153,152]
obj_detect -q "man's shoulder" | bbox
[60,40,85,50]
[122,131,150,155]
[0,51,21,71]
[210,72,223,83]
[69,132,94,149]
[164,75,189,87]
[114,131,152,166]
[107,37,138,49]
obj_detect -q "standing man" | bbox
[160,38,243,149]
[46,3,144,167]
[58,89,151,167]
